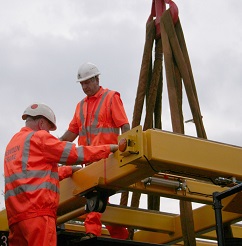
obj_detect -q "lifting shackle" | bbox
[148,0,179,38]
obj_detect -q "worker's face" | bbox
[80,77,99,97]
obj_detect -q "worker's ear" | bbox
[96,76,99,84]
[38,118,45,130]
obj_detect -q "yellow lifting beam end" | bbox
[140,128,242,181]
[118,126,242,182]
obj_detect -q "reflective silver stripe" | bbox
[79,98,91,145]
[50,172,59,179]
[79,100,85,126]
[79,100,87,136]
[22,132,35,171]
[76,146,84,163]
[79,126,119,136]
[5,170,58,184]
[92,90,110,127]
[5,182,59,200]
[79,90,117,143]
[59,142,74,163]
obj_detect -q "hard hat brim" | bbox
[76,73,101,83]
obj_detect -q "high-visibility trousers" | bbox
[85,211,129,239]
[8,216,56,246]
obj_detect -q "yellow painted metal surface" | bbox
[200,224,242,240]
[143,129,242,181]
[118,125,143,166]
[64,223,110,236]
[0,209,8,231]
[65,203,242,244]
[230,224,242,238]
[57,206,86,225]
[74,205,177,234]
[132,203,242,244]
[101,205,176,233]
[223,192,242,214]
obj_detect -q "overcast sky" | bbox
[1,0,242,212]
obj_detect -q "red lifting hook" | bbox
[148,0,179,38]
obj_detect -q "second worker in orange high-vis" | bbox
[4,103,118,246]
[60,62,130,240]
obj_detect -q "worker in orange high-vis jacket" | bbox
[4,102,118,246]
[60,62,130,240]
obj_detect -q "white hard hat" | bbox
[76,62,101,82]
[22,103,57,131]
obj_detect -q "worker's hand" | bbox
[110,144,118,153]
[72,165,82,173]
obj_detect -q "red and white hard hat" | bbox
[76,62,101,83]
[22,103,57,131]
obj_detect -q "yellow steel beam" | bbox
[231,224,242,238]
[223,192,242,214]
[57,206,86,225]
[64,223,110,237]
[134,223,242,245]
[76,204,177,234]
[74,203,242,241]
[131,199,242,244]
[61,203,242,243]
[102,205,176,233]
[64,223,85,233]
[62,221,242,245]
[200,224,242,240]
[63,223,222,246]
[83,200,242,244]
[139,128,242,182]
[172,202,242,244]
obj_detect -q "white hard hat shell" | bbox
[22,103,57,131]
[76,62,101,83]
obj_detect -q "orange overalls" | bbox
[4,127,113,245]
[68,87,129,239]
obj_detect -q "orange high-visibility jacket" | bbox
[4,127,112,226]
[68,87,129,146]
